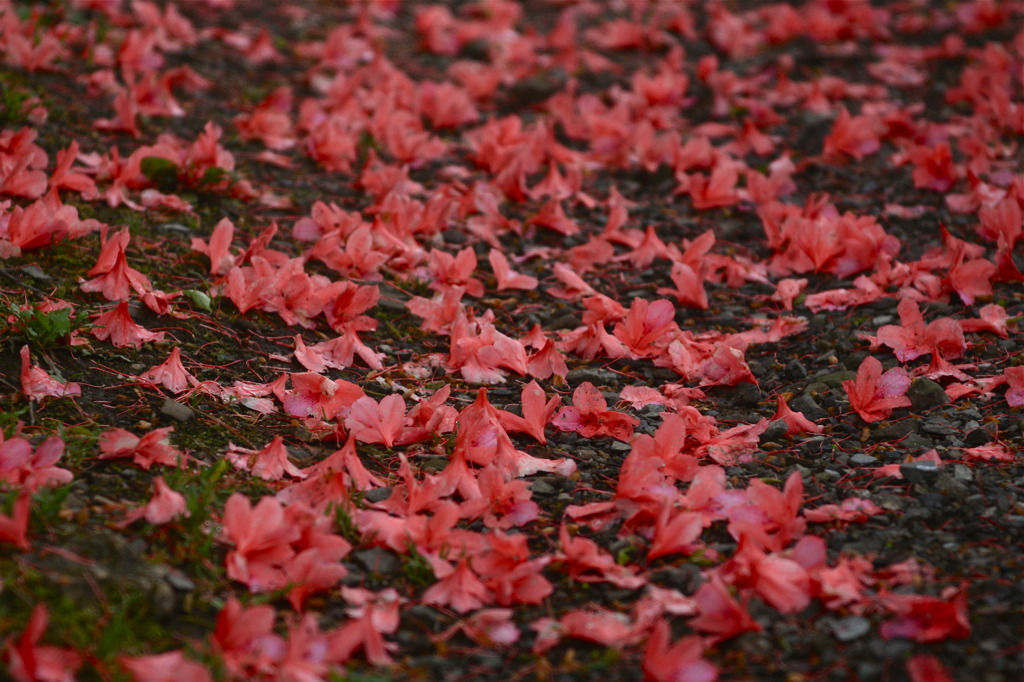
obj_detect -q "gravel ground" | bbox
[0,1,1021,681]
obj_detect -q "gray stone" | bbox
[817,370,857,389]
[785,359,808,379]
[363,486,393,503]
[418,457,447,473]
[353,548,401,575]
[530,480,556,496]
[850,453,877,466]
[907,378,949,410]
[952,464,974,483]
[150,580,176,617]
[730,382,763,407]
[160,399,194,422]
[935,473,969,499]
[872,419,918,441]
[830,616,871,642]
[155,222,192,236]
[802,381,831,396]
[377,296,408,315]
[904,505,931,520]
[544,312,581,331]
[902,433,934,449]
[20,264,52,281]
[876,495,906,511]
[856,663,883,679]
[963,426,995,446]
[843,352,868,370]
[921,417,959,436]
[641,404,667,417]
[654,563,703,595]
[165,569,196,591]
[900,460,941,485]
[566,367,618,385]
[759,419,790,445]
[790,394,828,420]
[442,229,467,244]
[960,407,983,420]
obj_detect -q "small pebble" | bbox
[900,460,941,486]
[830,616,871,642]
[160,399,194,422]
[907,378,948,410]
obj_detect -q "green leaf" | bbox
[198,166,230,186]
[6,304,87,349]
[140,156,180,191]
[0,84,30,126]
[184,289,212,311]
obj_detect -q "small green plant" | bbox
[29,485,73,526]
[6,578,183,676]
[0,404,29,437]
[687,548,716,567]
[615,544,637,566]
[582,646,622,671]
[162,459,230,558]
[140,156,181,192]
[175,459,230,520]
[401,542,435,589]
[329,495,363,544]
[5,303,89,350]
[0,83,31,126]
[39,422,99,469]
[356,130,381,167]
[141,156,237,194]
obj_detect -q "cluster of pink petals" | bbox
[0,191,101,258]
[97,426,184,470]
[4,606,81,682]
[843,356,913,423]
[117,476,189,527]
[0,493,31,551]
[19,346,81,401]
[0,433,72,493]
[219,493,350,606]
[552,381,639,441]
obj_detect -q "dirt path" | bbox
[0,1,1022,680]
